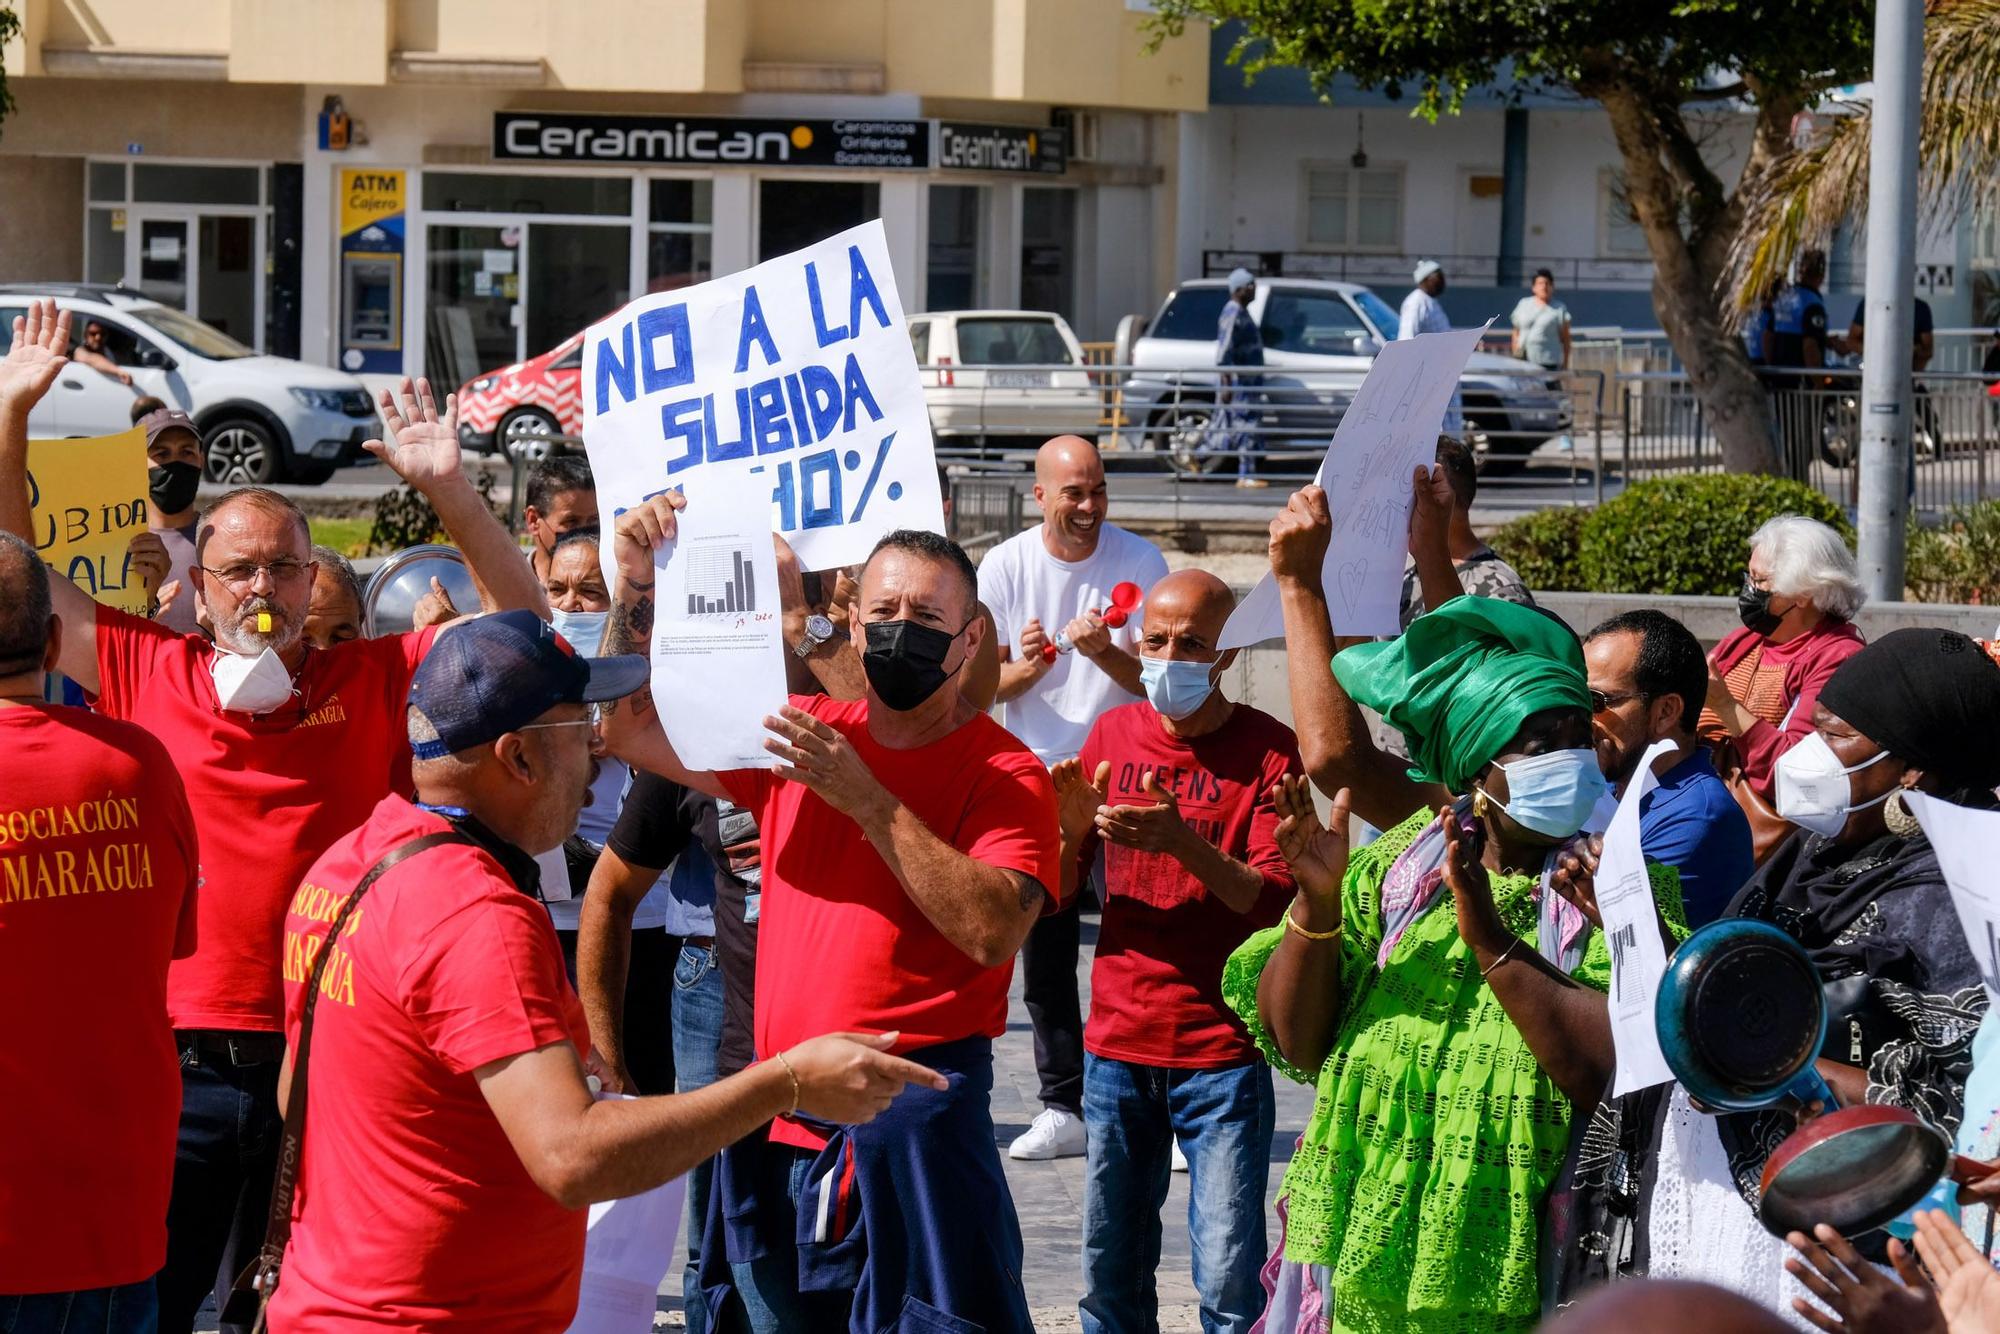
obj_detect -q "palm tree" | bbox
[1727,0,2000,317]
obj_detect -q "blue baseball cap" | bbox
[407,609,648,760]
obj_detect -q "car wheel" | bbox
[500,407,562,463]
[1819,405,1859,468]
[1145,398,1226,476]
[204,417,282,485]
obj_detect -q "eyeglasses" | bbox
[517,706,602,734]
[1742,570,1771,594]
[200,559,311,590]
[1589,688,1645,713]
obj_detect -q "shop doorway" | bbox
[926,184,985,311]
[758,180,881,261]
[423,220,631,388]
[127,211,263,346]
[1021,187,1077,322]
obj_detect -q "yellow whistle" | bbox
[257,611,272,634]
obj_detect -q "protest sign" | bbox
[1220,323,1490,648]
[1906,792,2000,1000]
[26,427,152,615]
[1601,738,1677,1096]
[582,218,944,576]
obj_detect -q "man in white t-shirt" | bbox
[977,434,1168,1160]
[1400,260,1464,435]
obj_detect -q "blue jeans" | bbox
[1080,1054,1275,1334]
[0,1282,157,1334]
[673,942,726,1334]
[157,1040,281,1334]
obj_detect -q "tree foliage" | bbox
[1145,0,1873,475]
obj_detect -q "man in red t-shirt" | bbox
[1051,568,1299,1334]
[0,533,200,1330]
[603,497,1059,1333]
[269,611,939,1332]
[0,299,552,1334]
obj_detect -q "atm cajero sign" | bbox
[494,112,929,170]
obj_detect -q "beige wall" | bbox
[0,79,302,159]
[229,0,388,84]
[0,156,84,282]
[39,0,230,53]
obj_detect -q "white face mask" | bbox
[1774,730,1894,837]
[210,646,296,715]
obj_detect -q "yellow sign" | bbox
[26,428,153,616]
[339,168,405,236]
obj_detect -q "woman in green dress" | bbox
[1237,487,1684,1332]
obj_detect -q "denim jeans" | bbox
[673,943,726,1334]
[156,1041,281,1334]
[0,1281,158,1334]
[1079,1054,1275,1334]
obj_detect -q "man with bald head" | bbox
[1051,568,1301,1332]
[979,433,1169,1159]
[0,299,549,1334]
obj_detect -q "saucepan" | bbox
[363,543,478,637]
[1654,919,1992,1236]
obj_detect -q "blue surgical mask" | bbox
[1478,747,1609,839]
[550,608,609,657]
[1139,656,1219,720]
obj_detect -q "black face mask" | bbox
[148,461,201,514]
[862,618,964,712]
[1737,578,1782,636]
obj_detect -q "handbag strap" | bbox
[241,830,469,1288]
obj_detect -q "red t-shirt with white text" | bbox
[91,609,435,1031]
[1077,701,1299,1067]
[270,796,589,1333]
[722,693,1059,1061]
[0,704,199,1293]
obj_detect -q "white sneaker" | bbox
[1009,1106,1086,1160]
[1171,1139,1189,1173]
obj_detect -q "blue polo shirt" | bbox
[1640,747,1755,927]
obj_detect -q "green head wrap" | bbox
[1334,596,1589,794]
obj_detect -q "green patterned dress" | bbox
[1223,808,1685,1332]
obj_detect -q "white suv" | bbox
[0,283,376,484]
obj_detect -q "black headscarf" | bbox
[1818,628,2000,789]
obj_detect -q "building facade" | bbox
[0,0,1208,383]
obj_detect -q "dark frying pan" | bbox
[1655,919,1833,1113]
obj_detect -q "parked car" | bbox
[1118,278,1573,473]
[0,282,376,484]
[907,310,1100,450]
[455,333,584,459]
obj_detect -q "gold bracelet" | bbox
[1481,937,1523,979]
[773,1049,801,1116]
[1283,906,1340,941]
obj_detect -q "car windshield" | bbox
[954,318,1073,365]
[1351,288,1401,342]
[1262,289,1372,354]
[1149,288,1230,341]
[127,305,254,360]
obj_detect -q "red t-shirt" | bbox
[271,795,589,1333]
[1077,701,1300,1068]
[0,704,199,1293]
[91,609,436,1032]
[722,693,1060,1060]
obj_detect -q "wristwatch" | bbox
[793,613,836,659]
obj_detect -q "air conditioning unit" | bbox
[1053,108,1100,163]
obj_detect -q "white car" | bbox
[1,283,377,484]
[906,310,1101,451]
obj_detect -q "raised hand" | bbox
[1095,771,1193,854]
[1409,463,1454,559]
[0,300,72,420]
[410,576,462,629]
[1550,833,1605,929]
[785,1031,951,1124]
[1785,1224,1947,1334]
[124,530,170,597]
[763,705,891,822]
[1913,1208,2000,1333]
[1017,618,1053,674]
[1272,774,1350,911]
[1051,757,1110,845]
[1440,805,1509,955]
[612,492,684,586]
[1062,609,1113,658]
[1269,485,1331,583]
[363,376,464,493]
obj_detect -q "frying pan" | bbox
[1655,919,1833,1113]
[1654,920,1997,1236]
[363,544,478,637]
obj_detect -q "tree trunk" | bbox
[1598,83,1781,475]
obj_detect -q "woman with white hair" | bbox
[1700,514,1866,856]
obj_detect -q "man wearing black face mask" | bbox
[139,409,207,635]
[603,501,1059,1333]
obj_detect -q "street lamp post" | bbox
[1856,0,1924,603]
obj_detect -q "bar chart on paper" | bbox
[684,539,758,617]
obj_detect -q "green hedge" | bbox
[1906,501,2000,605]
[1489,506,1589,592]
[1489,475,1853,595]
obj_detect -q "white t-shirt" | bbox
[977,522,1169,764]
